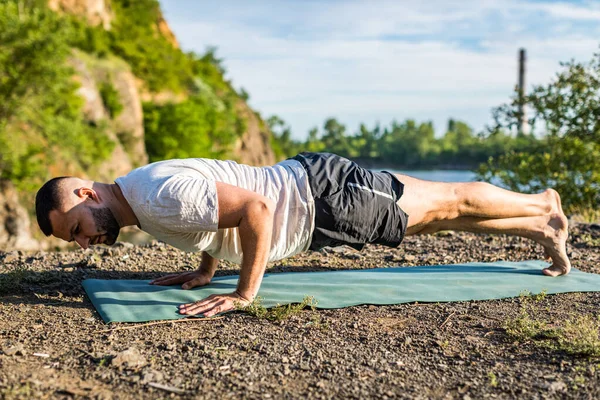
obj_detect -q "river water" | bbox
[383,169,478,183]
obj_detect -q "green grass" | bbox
[504,311,554,342]
[580,233,600,247]
[238,296,318,322]
[569,206,600,224]
[487,371,498,387]
[504,312,600,357]
[518,289,548,303]
[558,316,600,356]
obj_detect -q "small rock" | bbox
[142,370,165,384]
[404,255,416,262]
[3,344,25,356]
[549,381,567,392]
[171,377,183,387]
[112,347,147,369]
[3,251,19,263]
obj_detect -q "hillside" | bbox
[0,0,275,249]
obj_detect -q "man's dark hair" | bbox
[35,177,71,236]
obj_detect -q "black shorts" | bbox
[291,152,409,251]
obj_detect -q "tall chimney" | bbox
[517,48,527,135]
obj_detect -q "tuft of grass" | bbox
[487,371,498,387]
[238,296,318,322]
[580,233,600,247]
[98,356,112,367]
[305,314,330,330]
[557,315,600,357]
[569,206,600,224]
[504,311,552,342]
[518,289,548,303]
[505,312,600,357]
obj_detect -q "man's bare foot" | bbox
[540,212,571,277]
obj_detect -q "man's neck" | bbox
[98,183,140,228]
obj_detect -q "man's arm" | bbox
[178,181,275,317]
[150,251,218,289]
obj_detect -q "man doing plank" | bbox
[35,152,571,317]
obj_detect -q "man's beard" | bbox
[89,207,121,245]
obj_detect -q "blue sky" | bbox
[159,0,600,139]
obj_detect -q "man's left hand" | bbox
[179,291,251,317]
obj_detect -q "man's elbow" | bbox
[243,198,275,224]
[251,198,275,220]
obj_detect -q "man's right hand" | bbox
[150,270,213,290]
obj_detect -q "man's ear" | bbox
[76,187,100,202]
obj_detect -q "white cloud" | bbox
[160,0,600,139]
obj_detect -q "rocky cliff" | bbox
[1,0,276,250]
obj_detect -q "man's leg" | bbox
[395,174,570,276]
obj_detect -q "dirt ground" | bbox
[1,223,599,399]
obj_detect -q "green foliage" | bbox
[267,115,301,159]
[505,291,600,357]
[505,311,600,357]
[1,0,255,196]
[479,54,600,211]
[487,371,498,387]
[558,315,600,357]
[379,120,439,166]
[108,0,193,92]
[504,310,551,342]
[66,16,111,57]
[239,296,318,321]
[518,289,548,302]
[143,94,244,162]
[99,81,124,118]
[0,1,113,191]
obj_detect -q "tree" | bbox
[379,119,438,167]
[321,118,353,157]
[478,53,600,211]
[267,115,300,158]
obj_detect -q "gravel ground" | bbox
[1,224,599,399]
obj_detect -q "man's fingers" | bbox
[180,299,220,315]
[181,276,208,290]
[179,296,232,316]
[150,272,192,285]
[203,303,225,318]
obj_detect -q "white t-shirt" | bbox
[115,158,314,264]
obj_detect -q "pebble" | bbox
[3,251,19,263]
[112,347,147,369]
[3,344,25,356]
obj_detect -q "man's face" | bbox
[49,190,121,249]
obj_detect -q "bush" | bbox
[99,81,124,118]
[479,54,600,212]
[143,95,245,162]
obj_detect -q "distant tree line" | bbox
[268,116,538,170]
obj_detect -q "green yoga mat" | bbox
[82,260,600,323]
